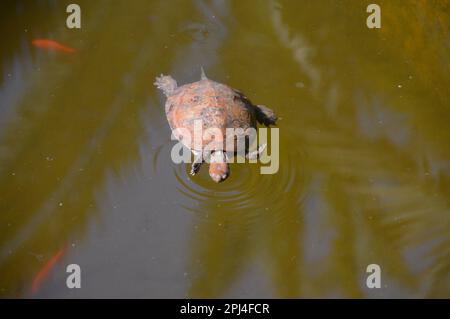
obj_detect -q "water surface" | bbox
[0,0,449,298]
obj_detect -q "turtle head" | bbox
[209,150,229,183]
[154,74,177,96]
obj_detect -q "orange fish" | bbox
[31,247,66,294]
[32,39,76,54]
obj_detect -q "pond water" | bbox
[0,0,449,298]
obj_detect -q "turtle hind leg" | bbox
[255,104,277,126]
[154,74,177,96]
[190,151,203,176]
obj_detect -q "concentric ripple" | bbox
[172,133,310,225]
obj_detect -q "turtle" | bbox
[154,68,277,183]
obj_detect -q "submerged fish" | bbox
[31,247,66,294]
[32,39,76,54]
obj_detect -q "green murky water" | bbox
[0,0,449,298]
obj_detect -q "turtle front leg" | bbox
[190,151,203,175]
[246,144,266,160]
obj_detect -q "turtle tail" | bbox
[200,67,208,80]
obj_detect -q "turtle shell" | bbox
[165,78,256,152]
